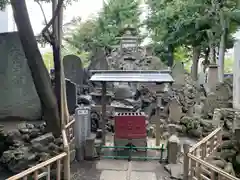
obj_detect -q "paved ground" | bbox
[71,159,172,180]
[70,136,197,180]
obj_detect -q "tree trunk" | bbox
[191,46,201,81]
[218,30,226,83]
[203,47,210,73]
[52,0,69,126]
[218,12,227,83]
[167,44,174,68]
[10,0,61,136]
[57,4,69,126]
[52,0,61,117]
[209,43,216,63]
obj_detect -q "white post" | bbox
[233,40,240,110]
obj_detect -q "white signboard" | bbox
[77,109,88,115]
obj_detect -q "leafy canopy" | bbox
[66,0,141,52]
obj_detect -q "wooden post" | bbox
[201,143,207,159]
[101,82,107,145]
[218,128,222,148]
[62,130,70,180]
[183,143,190,180]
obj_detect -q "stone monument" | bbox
[206,64,218,91]
[172,62,185,85]
[0,32,41,120]
[63,54,83,91]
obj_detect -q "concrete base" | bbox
[70,149,76,162]
[84,133,97,160]
[76,147,84,161]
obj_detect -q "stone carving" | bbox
[202,78,233,118]
[172,62,185,85]
[88,47,109,71]
[63,54,83,87]
[0,32,41,120]
[106,29,166,71]
[168,99,183,123]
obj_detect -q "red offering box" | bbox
[114,112,147,139]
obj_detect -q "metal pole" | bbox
[101,82,107,145]
[155,97,161,146]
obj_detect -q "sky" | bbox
[25,0,103,35]
[6,0,103,52]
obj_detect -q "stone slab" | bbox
[130,171,157,180]
[164,164,183,179]
[130,161,159,171]
[96,160,129,171]
[100,170,126,180]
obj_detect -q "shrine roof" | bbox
[90,70,174,83]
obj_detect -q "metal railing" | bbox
[183,127,239,180]
[98,144,166,162]
[7,116,75,180]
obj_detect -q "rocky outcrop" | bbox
[206,108,240,178]
[0,123,63,173]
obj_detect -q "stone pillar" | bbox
[168,124,177,136]
[74,108,84,161]
[234,111,240,141]
[84,133,97,160]
[212,108,222,127]
[233,40,240,110]
[207,64,218,91]
[167,134,180,164]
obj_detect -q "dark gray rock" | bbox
[30,133,55,145]
[66,79,77,115]
[0,123,64,173]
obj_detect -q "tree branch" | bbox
[36,0,48,26]
[41,0,64,41]
[35,0,52,44]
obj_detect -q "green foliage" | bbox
[66,0,141,52]
[0,0,9,9]
[3,0,240,73]
[146,0,240,62]
[42,47,90,71]
[224,57,234,73]
[42,51,54,70]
